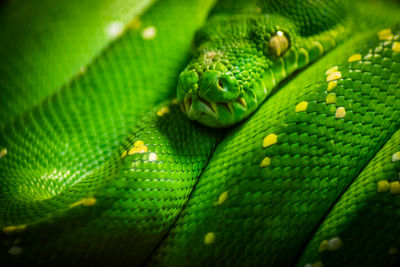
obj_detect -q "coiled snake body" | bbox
[1,0,400,266]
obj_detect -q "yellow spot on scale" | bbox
[2,225,26,234]
[157,107,170,116]
[259,157,271,168]
[148,153,157,162]
[326,93,336,104]
[128,140,148,155]
[135,140,144,146]
[82,197,97,206]
[326,71,341,82]
[217,191,228,205]
[348,54,362,62]
[172,98,179,105]
[204,232,215,245]
[327,81,337,92]
[70,199,83,208]
[325,66,338,76]
[377,28,393,40]
[263,134,278,148]
[392,42,400,53]
[295,101,308,112]
[335,107,346,118]
[377,180,390,193]
[0,148,7,158]
[392,151,400,162]
[70,197,97,208]
[2,226,17,233]
[327,237,342,251]
[390,181,400,195]
[319,240,329,252]
[142,26,157,40]
[121,150,127,159]
[389,247,398,255]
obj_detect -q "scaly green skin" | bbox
[0,0,155,127]
[153,25,400,266]
[1,0,400,266]
[0,0,218,266]
[178,0,348,127]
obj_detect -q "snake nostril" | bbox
[198,71,239,102]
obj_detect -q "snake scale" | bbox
[1,0,400,266]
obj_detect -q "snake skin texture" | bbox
[0,0,154,127]
[152,25,400,267]
[1,0,216,265]
[1,0,400,266]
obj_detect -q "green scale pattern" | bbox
[1,0,400,266]
[0,0,217,265]
[1,103,218,266]
[151,27,400,266]
[297,120,400,266]
[0,0,154,127]
[177,0,350,127]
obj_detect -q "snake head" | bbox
[177,15,297,128]
[178,64,247,127]
[178,11,347,128]
[177,20,273,128]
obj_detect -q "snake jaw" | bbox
[177,65,265,127]
[180,88,255,127]
[182,94,219,120]
[182,94,256,127]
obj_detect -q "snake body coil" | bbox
[1,0,400,266]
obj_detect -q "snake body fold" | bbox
[1,0,400,266]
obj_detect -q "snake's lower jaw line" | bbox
[180,90,256,127]
[183,94,219,120]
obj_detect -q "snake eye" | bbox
[268,31,290,57]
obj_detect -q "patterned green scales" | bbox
[1,0,400,266]
[152,27,400,266]
[0,0,218,265]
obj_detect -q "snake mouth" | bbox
[180,93,248,124]
[177,63,265,127]
[180,94,217,120]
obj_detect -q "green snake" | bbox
[1,0,400,266]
